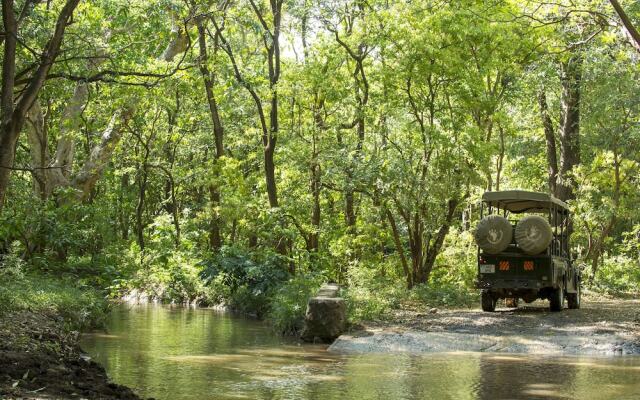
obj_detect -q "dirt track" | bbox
[329,297,640,355]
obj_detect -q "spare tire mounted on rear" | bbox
[515,215,553,255]
[475,215,512,254]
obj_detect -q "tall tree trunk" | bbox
[609,0,640,51]
[264,142,278,208]
[309,163,321,252]
[118,173,130,241]
[135,167,147,251]
[71,108,134,201]
[419,198,460,284]
[213,1,286,255]
[538,89,558,195]
[0,0,81,213]
[304,12,322,255]
[495,125,505,191]
[309,93,322,253]
[556,56,582,203]
[25,101,48,198]
[197,20,225,251]
[386,209,413,289]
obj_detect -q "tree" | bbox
[0,0,81,213]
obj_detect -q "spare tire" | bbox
[475,215,512,254]
[515,215,553,255]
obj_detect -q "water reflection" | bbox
[80,305,640,400]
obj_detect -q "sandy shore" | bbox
[329,298,640,356]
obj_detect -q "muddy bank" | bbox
[0,311,141,400]
[330,298,640,356]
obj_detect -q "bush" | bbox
[200,245,290,316]
[431,229,477,288]
[0,270,108,330]
[110,235,215,305]
[409,282,479,308]
[342,263,405,322]
[267,274,323,335]
[590,255,640,295]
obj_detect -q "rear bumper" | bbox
[475,278,554,290]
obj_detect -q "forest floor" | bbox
[0,311,141,400]
[331,295,640,355]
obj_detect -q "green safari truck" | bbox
[474,190,581,312]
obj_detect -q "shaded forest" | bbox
[1,0,639,330]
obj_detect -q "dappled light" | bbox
[2,0,640,398]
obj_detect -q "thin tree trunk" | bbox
[609,0,640,51]
[386,209,413,289]
[136,167,147,250]
[118,173,130,241]
[495,125,505,191]
[557,56,582,203]
[197,20,225,250]
[538,89,558,195]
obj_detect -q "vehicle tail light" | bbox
[499,260,510,271]
[524,261,534,271]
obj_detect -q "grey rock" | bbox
[301,284,346,343]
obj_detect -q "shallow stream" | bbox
[80,305,640,400]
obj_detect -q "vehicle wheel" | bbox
[567,284,581,309]
[515,215,553,255]
[481,290,497,312]
[475,215,513,254]
[505,297,519,308]
[549,285,564,312]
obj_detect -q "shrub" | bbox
[267,274,323,335]
[199,245,290,316]
[0,271,108,330]
[342,263,405,322]
[590,255,640,295]
[409,282,479,308]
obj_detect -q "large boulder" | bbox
[301,284,346,343]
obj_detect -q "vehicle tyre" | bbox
[475,215,512,254]
[567,284,581,309]
[549,285,564,312]
[481,290,497,312]
[515,215,553,255]
[505,297,519,308]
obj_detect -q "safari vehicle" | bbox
[474,190,580,312]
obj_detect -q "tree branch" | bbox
[609,0,640,51]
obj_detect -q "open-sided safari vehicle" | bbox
[474,190,580,312]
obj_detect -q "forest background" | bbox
[1,0,639,333]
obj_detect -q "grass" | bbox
[0,272,108,331]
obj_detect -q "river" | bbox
[80,305,640,400]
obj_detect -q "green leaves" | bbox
[5,0,640,312]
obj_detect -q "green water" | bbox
[80,305,640,400]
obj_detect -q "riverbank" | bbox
[329,297,640,355]
[0,310,141,399]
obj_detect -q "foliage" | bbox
[591,255,640,295]
[409,283,479,309]
[267,274,324,335]
[343,263,405,322]
[0,266,108,330]
[1,0,640,330]
[199,246,290,316]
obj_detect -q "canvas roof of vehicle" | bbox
[482,190,569,213]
